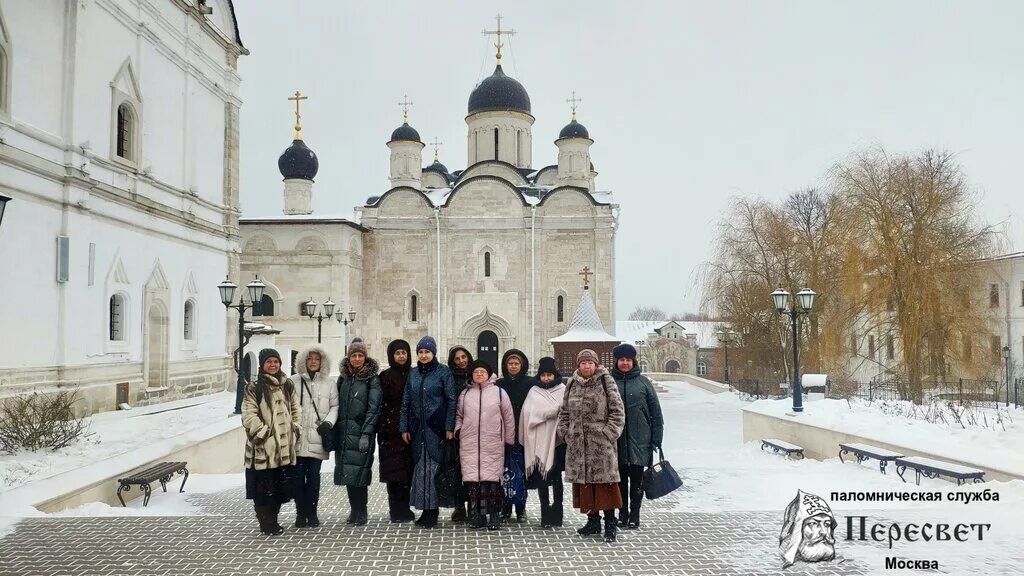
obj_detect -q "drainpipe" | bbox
[531,205,537,362]
[434,206,442,347]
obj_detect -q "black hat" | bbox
[613,343,638,360]
[536,356,562,385]
[469,360,494,378]
[258,348,282,371]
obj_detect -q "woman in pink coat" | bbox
[456,360,514,530]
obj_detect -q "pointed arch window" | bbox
[183,299,196,341]
[557,295,565,323]
[410,294,418,322]
[116,103,135,161]
[493,127,499,160]
[484,251,491,278]
[109,294,126,341]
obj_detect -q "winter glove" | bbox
[358,434,370,453]
[316,421,332,436]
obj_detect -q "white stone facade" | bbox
[0,0,245,414]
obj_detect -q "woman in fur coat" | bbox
[289,344,338,528]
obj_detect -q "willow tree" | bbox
[832,148,996,402]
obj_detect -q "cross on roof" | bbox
[429,137,443,162]
[482,13,516,63]
[398,95,414,123]
[579,266,593,289]
[287,91,308,140]
[567,91,582,121]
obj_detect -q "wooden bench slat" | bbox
[117,461,189,507]
[839,443,904,459]
[895,456,984,476]
[763,438,803,451]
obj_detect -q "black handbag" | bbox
[643,447,682,500]
[435,439,462,508]
[301,378,336,452]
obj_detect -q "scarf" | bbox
[418,358,439,375]
[520,382,565,477]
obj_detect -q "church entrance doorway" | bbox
[665,359,681,373]
[477,330,499,373]
[144,302,169,389]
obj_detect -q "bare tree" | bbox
[628,305,668,321]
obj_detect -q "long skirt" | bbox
[466,481,503,515]
[245,466,293,506]
[410,445,440,511]
[572,482,622,513]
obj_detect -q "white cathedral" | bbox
[239,28,619,373]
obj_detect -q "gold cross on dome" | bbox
[482,13,516,63]
[579,266,593,288]
[429,137,444,162]
[567,91,582,121]
[398,95,414,123]
[287,91,308,140]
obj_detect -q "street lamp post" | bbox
[772,287,816,413]
[303,297,336,344]
[336,307,357,355]
[1003,345,1011,407]
[715,329,738,385]
[218,275,266,414]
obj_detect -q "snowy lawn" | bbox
[0,392,238,493]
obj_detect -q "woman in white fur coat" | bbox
[289,344,339,528]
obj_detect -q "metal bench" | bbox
[117,461,189,506]
[894,456,984,486]
[761,438,804,459]
[839,442,905,475]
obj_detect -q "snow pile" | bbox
[743,397,1024,478]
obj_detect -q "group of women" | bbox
[241,336,664,544]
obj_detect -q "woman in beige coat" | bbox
[243,348,302,536]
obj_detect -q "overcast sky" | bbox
[234,1,1024,320]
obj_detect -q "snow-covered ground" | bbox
[0,392,237,493]
[744,396,1024,478]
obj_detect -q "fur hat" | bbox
[576,349,599,366]
[613,343,638,361]
[469,359,494,378]
[416,335,437,355]
[347,340,368,358]
[258,348,281,371]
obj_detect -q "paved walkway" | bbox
[0,480,869,576]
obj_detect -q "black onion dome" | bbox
[423,159,449,174]
[558,119,590,140]
[390,122,421,143]
[366,195,381,205]
[468,65,531,115]
[278,139,318,181]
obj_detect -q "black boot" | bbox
[487,511,501,531]
[515,503,526,523]
[451,502,468,522]
[254,505,271,534]
[500,500,513,520]
[617,507,629,528]
[603,510,617,543]
[627,499,642,529]
[307,503,320,527]
[267,503,285,536]
[577,513,601,536]
[345,510,356,525]
[553,505,564,527]
[294,499,308,528]
[416,509,439,528]
[539,504,551,528]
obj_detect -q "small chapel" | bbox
[239,18,618,372]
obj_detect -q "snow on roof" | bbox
[423,188,452,206]
[550,289,620,343]
[614,320,724,349]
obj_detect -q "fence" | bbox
[836,377,1017,409]
[731,378,786,400]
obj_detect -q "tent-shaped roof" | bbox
[549,289,619,343]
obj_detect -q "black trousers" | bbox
[346,485,369,514]
[618,465,645,517]
[294,457,323,512]
[386,482,411,517]
[538,477,564,509]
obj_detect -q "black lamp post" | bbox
[715,328,738,385]
[0,194,10,229]
[772,287,816,413]
[336,307,357,355]
[219,275,266,414]
[1004,345,1011,407]
[303,297,336,344]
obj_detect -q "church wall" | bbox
[5,0,66,138]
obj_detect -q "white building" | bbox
[0,0,246,414]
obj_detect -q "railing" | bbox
[732,378,786,400]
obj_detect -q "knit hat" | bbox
[613,343,637,361]
[469,359,494,378]
[416,335,437,355]
[536,357,561,381]
[576,349,599,366]
[258,348,281,371]
[347,340,368,358]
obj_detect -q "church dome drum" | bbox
[390,122,421,143]
[468,65,531,115]
[558,119,590,140]
[278,139,319,181]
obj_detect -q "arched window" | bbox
[410,294,418,322]
[516,130,521,165]
[183,300,195,340]
[696,361,707,376]
[116,103,135,161]
[557,295,565,322]
[253,294,274,317]
[484,251,491,278]
[109,294,126,341]
[493,127,499,160]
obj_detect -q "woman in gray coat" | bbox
[333,341,382,526]
[289,344,339,528]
